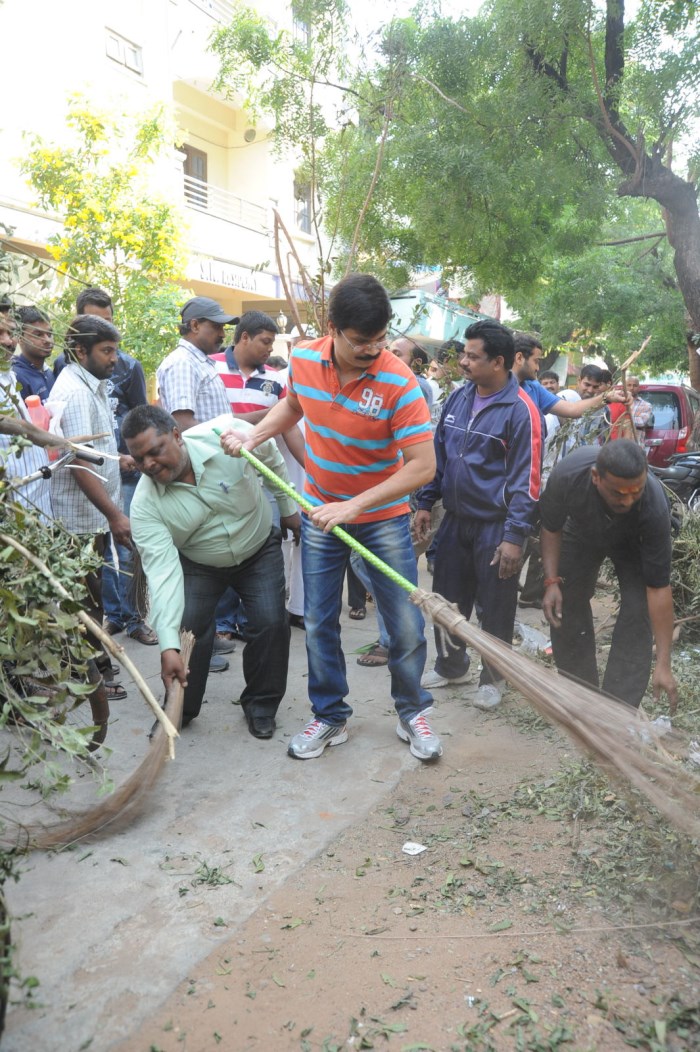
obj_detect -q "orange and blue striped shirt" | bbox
[288,335,433,523]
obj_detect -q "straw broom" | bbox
[24,632,194,850]
[236,446,700,841]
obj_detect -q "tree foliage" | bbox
[21,98,189,373]
[509,200,686,372]
[314,0,700,373]
[211,0,383,329]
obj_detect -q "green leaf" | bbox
[488,918,513,932]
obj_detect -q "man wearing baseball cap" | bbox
[156,296,239,433]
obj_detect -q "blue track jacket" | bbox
[416,373,542,546]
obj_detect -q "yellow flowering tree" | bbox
[21,98,189,374]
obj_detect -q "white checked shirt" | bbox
[47,363,121,535]
[156,339,232,423]
[0,369,53,522]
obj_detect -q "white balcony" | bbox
[183,174,268,233]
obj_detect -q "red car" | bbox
[638,383,700,467]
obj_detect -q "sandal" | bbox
[356,643,389,667]
[105,682,128,701]
[349,607,366,620]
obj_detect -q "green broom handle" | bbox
[214,429,416,596]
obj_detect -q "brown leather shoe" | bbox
[129,625,158,646]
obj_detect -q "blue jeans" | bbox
[215,587,248,637]
[103,477,144,635]
[350,551,389,649]
[179,529,289,724]
[301,513,432,724]
[432,513,518,686]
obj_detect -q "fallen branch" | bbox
[0,532,178,748]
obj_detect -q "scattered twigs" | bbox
[26,632,194,849]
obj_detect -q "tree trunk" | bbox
[616,159,700,341]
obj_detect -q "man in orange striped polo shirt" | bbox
[221,274,442,762]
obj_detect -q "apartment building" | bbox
[0,0,315,324]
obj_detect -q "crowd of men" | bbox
[0,273,679,761]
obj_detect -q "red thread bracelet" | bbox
[543,577,563,588]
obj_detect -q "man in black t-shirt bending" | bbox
[540,441,678,711]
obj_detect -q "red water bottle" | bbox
[25,395,59,461]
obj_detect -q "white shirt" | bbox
[47,363,121,535]
[0,369,53,521]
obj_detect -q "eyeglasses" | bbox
[340,330,389,353]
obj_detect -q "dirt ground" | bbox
[119,676,700,1052]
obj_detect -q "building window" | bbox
[105,29,143,76]
[294,180,312,234]
[293,17,311,47]
[183,145,208,208]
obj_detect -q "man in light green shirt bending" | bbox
[123,405,300,739]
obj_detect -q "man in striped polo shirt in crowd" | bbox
[221,274,441,762]
[212,311,284,419]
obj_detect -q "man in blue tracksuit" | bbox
[414,320,542,710]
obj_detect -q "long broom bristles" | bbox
[415,589,700,839]
[24,632,194,850]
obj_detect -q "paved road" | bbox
[4,583,453,1050]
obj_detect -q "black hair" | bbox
[327,273,391,335]
[599,369,613,386]
[17,305,49,327]
[178,321,192,337]
[539,370,559,383]
[234,310,278,344]
[436,338,464,364]
[512,331,543,360]
[393,336,430,370]
[596,439,648,479]
[411,347,429,368]
[76,286,113,314]
[64,314,120,360]
[122,404,177,442]
[267,355,288,369]
[464,320,515,370]
[580,364,605,383]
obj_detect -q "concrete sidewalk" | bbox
[3,583,463,1050]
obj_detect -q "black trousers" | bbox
[550,536,652,708]
[179,529,290,724]
[432,513,519,686]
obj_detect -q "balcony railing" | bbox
[187,0,235,23]
[183,174,268,233]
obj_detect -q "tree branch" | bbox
[585,24,641,175]
[344,100,393,276]
[524,42,568,91]
[595,231,666,246]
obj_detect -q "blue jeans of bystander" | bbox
[103,477,145,635]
